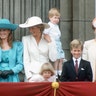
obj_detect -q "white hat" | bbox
[19,16,50,29]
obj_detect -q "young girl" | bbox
[44,8,65,79]
[29,62,56,82]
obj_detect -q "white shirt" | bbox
[44,22,61,40]
[73,57,81,67]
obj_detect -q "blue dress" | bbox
[0,41,23,82]
[44,22,65,59]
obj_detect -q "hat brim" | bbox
[19,23,50,29]
[0,24,18,31]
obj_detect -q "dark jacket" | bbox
[60,59,93,82]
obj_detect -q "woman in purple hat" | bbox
[19,16,57,82]
[0,19,23,82]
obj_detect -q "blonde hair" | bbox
[40,62,55,76]
[70,39,83,51]
[48,8,60,18]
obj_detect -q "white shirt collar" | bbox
[73,57,81,67]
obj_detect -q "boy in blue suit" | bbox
[60,39,93,82]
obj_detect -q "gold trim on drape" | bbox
[52,82,59,96]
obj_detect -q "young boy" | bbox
[60,39,93,82]
[44,8,65,79]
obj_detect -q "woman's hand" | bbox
[43,34,52,43]
[1,70,14,79]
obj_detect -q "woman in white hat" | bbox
[19,16,57,81]
[82,17,96,82]
[0,18,23,82]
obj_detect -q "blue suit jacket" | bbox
[60,59,93,82]
[0,41,23,82]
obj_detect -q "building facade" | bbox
[0,0,95,60]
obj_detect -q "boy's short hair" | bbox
[48,8,60,18]
[70,39,83,50]
[40,62,55,76]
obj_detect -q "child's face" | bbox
[71,47,82,59]
[49,15,60,24]
[42,70,52,80]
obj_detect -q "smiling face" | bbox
[48,8,60,24]
[0,29,10,40]
[70,39,83,59]
[29,24,44,37]
[71,47,82,59]
[29,26,42,39]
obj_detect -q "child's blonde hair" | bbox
[48,8,60,18]
[70,39,83,51]
[40,62,55,76]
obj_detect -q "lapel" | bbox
[0,46,13,67]
[8,42,16,67]
[8,48,12,64]
[70,59,76,74]
[0,43,15,65]
[70,59,83,74]
[78,59,84,74]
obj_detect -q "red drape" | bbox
[57,82,96,96]
[0,82,53,96]
[0,82,96,96]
